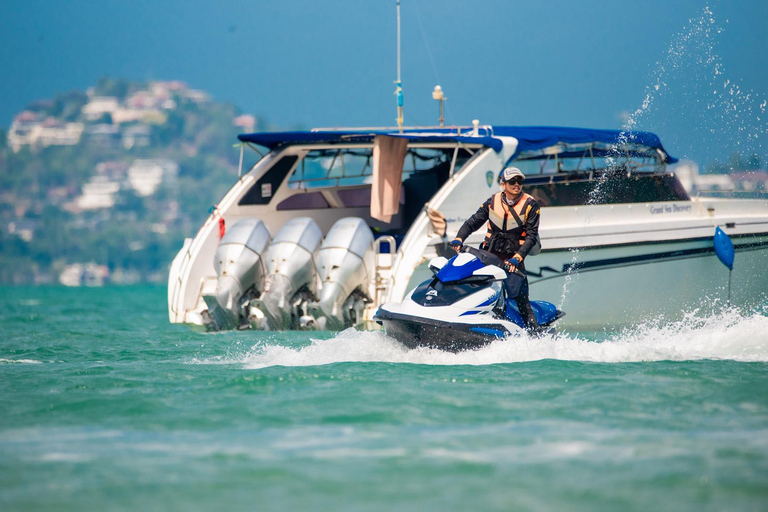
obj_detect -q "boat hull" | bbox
[527,235,768,329]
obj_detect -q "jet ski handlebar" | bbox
[462,246,504,267]
[461,246,525,277]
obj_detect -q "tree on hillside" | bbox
[53,90,89,121]
[0,76,272,284]
[93,77,135,100]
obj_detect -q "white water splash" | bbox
[236,309,768,369]
[586,7,725,205]
[0,359,43,364]
[558,247,581,309]
[627,5,766,163]
[561,4,767,305]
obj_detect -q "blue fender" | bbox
[713,227,734,270]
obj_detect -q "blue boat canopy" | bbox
[238,126,677,163]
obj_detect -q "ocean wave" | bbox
[240,308,768,368]
[0,358,44,364]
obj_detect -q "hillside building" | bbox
[7,113,84,152]
[128,159,178,196]
[76,176,121,210]
[122,124,151,149]
[81,96,119,121]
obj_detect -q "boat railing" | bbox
[374,236,397,306]
[523,168,672,186]
[694,189,767,200]
[310,124,494,136]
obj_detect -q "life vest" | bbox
[482,192,540,256]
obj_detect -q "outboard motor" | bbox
[252,217,322,330]
[310,217,375,330]
[202,218,270,331]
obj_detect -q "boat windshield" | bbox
[514,152,689,206]
[286,146,475,190]
[514,141,667,174]
[238,144,479,236]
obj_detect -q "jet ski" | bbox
[374,246,565,352]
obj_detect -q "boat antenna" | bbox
[395,0,404,133]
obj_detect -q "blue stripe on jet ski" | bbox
[460,310,481,316]
[470,327,506,338]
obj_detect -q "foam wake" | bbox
[239,309,768,369]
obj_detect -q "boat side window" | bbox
[280,146,472,235]
[511,152,689,206]
[276,192,330,210]
[239,155,299,205]
[289,149,372,189]
[287,147,473,191]
[524,174,689,207]
[515,155,614,176]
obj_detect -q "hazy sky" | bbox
[1,0,766,165]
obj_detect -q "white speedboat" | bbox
[168,125,768,331]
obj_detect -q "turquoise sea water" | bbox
[1,286,767,511]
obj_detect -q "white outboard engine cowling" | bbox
[202,218,270,331]
[253,217,322,330]
[310,217,374,330]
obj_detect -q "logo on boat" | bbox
[649,203,692,215]
[426,289,437,300]
[485,171,494,188]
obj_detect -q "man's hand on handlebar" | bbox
[450,239,463,253]
[504,257,520,272]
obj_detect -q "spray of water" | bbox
[557,247,580,310]
[192,306,768,369]
[623,5,766,165]
[560,4,767,305]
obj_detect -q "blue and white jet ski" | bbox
[374,246,565,352]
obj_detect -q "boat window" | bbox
[516,151,663,176]
[276,192,329,210]
[507,147,689,206]
[238,155,299,206]
[287,147,474,190]
[269,146,474,236]
[289,149,372,189]
[524,173,689,207]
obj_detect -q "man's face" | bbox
[503,177,523,194]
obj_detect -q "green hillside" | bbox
[0,77,266,285]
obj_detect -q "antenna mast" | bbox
[395,0,404,133]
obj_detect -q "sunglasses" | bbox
[504,177,525,185]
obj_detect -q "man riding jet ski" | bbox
[451,165,542,332]
[373,246,565,352]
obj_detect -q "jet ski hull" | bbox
[374,248,565,352]
[374,308,512,352]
